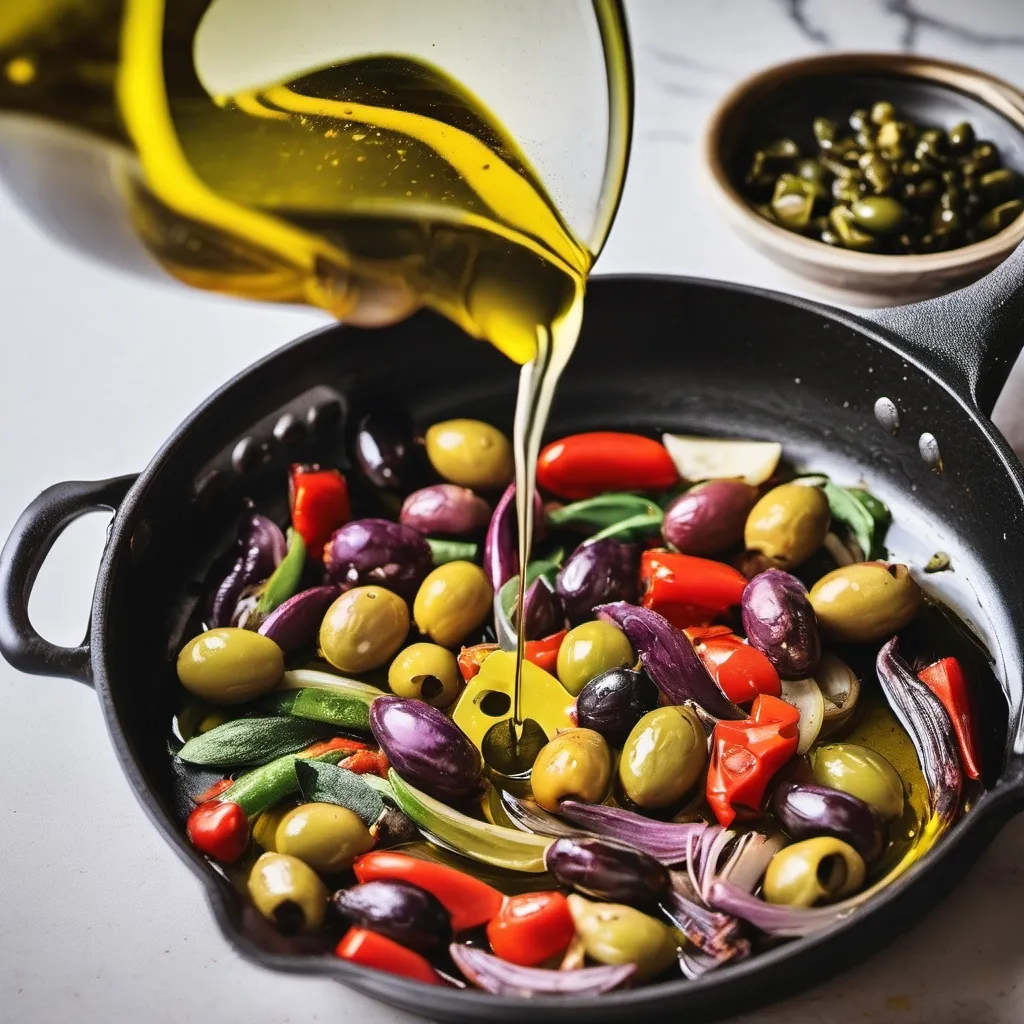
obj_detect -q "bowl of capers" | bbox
[703,53,1024,306]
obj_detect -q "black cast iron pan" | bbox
[3,241,1024,1021]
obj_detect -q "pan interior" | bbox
[98,277,1021,984]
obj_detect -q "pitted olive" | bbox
[744,483,830,569]
[413,561,492,647]
[388,642,461,708]
[177,628,284,704]
[809,562,921,643]
[425,419,514,490]
[811,742,905,822]
[556,621,634,697]
[567,895,676,981]
[247,851,328,933]
[762,837,866,907]
[530,728,613,813]
[274,803,375,873]
[319,586,410,673]
[619,706,707,810]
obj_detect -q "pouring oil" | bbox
[0,0,631,748]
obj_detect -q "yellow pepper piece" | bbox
[452,651,575,752]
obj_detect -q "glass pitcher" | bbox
[0,0,632,335]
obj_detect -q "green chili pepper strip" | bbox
[256,528,306,616]
[427,538,480,565]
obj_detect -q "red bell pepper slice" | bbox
[353,851,504,933]
[458,643,500,682]
[289,463,350,557]
[641,550,747,629]
[524,630,567,675]
[918,657,982,780]
[706,694,799,827]
[686,626,781,704]
[340,749,391,778]
[537,432,679,500]
[335,928,439,985]
[486,891,575,967]
[193,777,234,805]
[186,800,250,863]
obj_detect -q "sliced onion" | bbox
[780,676,825,754]
[815,651,861,738]
[661,434,781,485]
[558,800,707,864]
[277,669,386,700]
[450,944,635,996]
[499,792,580,839]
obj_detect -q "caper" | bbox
[861,156,894,194]
[795,158,827,185]
[832,176,863,204]
[556,620,634,697]
[319,586,409,673]
[813,117,837,150]
[530,728,613,812]
[744,483,830,569]
[980,168,1018,206]
[971,142,998,172]
[811,743,905,821]
[762,837,866,908]
[177,628,284,705]
[413,560,492,647]
[948,120,975,152]
[247,852,327,933]
[424,419,513,490]
[388,642,461,708]
[979,199,1024,237]
[763,137,801,167]
[771,175,816,229]
[275,803,374,873]
[619,706,707,810]
[848,109,870,133]
[808,562,921,643]
[567,895,677,981]
[829,205,879,251]
[850,196,908,234]
[870,101,896,126]
[876,120,904,155]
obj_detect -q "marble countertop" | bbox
[2,2,1023,1022]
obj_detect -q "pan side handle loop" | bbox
[860,239,1024,417]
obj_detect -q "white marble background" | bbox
[2,2,1023,1022]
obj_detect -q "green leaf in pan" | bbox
[177,715,331,767]
[294,760,384,825]
[547,493,663,532]
[825,482,891,560]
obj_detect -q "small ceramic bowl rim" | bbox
[703,52,1024,278]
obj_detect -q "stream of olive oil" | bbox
[1,1,630,739]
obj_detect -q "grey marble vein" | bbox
[881,0,1024,50]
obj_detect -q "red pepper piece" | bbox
[289,463,350,557]
[706,694,799,827]
[335,927,439,985]
[525,630,567,675]
[192,777,233,805]
[640,550,747,629]
[340,749,391,778]
[301,736,368,759]
[186,800,250,863]
[918,657,982,780]
[486,891,575,967]
[686,626,781,704]
[537,432,679,500]
[458,643,500,682]
[353,851,504,933]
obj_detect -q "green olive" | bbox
[424,419,513,490]
[850,195,908,234]
[870,101,896,126]
[808,562,921,643]
[762,837,865,907]
[413,561,492,647]
[388,642,461,708]
[274,802,375,873]
[319,586,410,673]
[556,621,634,697]
[744,483,830,569]
[619,706,707,810]
[176,627,284,705]
[530,728,613,812]
[567,895,676,981]
[252,802,295,852]
[811,742,905,821]
[247,851,327,933]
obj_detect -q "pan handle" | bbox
[0,475,136,684]
[860,238,1024,416]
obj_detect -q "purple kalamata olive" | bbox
[333,880,452,952]
[556,540,639,625]
[257,585,340,654]
[369,695,483,802]
[741,568,820,679]
[208,513,286,627]
[662,480,759,555]
[770,781,885,862]
[354,411,411,490]
[324,518,432,600]
[515,576,565,641]
[544,836,669,905]
[575,667,660,745]
[400,484,491,537]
